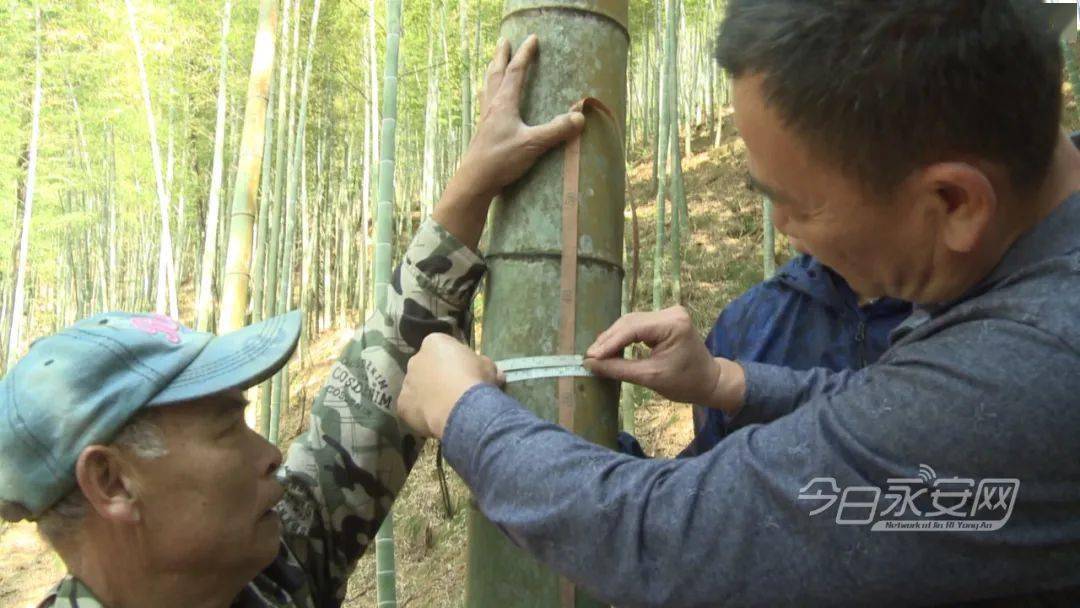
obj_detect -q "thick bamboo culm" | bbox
[467,2,629,606]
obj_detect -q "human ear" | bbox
[75,446,141,524]
[918,162,997,254]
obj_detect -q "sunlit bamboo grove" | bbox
[4,0,1080,602]
[0,0,738,380]
[0,0,792,432]
[9,0,1077,405]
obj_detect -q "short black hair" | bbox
[716,0,1064,196]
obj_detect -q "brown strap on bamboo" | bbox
[557,96,621,608]
[558,97,620,432]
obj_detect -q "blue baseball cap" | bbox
[0,310,301,518]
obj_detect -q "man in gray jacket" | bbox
[398,1,1080,606]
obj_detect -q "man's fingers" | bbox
[480,355,498,380]
[586,312,666,359]
[481,38,510,113]
[494,34,538,109]
[585,324,642,359]
[583,356,655,386]
[590,319,624,351]
[483,356,506,387]
[586,315,636,359]
[589,312,644,354]
[526,111,585,151]
[479,354,507,387]
[481,38,511,115]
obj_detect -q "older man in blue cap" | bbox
[0,35,572,608]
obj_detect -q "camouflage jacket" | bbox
[39,218,486,607]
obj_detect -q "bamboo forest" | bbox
[2,1,1080,606]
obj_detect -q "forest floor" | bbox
[0,117,775,607]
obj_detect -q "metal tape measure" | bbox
[496,355,594,384]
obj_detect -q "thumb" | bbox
[527,111,585,150]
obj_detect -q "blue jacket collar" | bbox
[772,254,909,319]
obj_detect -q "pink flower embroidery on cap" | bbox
[132,314,183,344]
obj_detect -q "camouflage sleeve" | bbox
[275,217,486,605]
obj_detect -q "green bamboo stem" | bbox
[217,0,279,333]
[652,0,676,311]
[374,0,403,603]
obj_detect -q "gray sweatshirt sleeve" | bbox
[441,319,1080,607]
[725,363,865,430]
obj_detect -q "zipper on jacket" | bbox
[855,320,867,368]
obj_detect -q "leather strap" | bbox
[557,97,621,608]
[558,97,620,433]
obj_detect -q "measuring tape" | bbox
[496,355,594,384]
